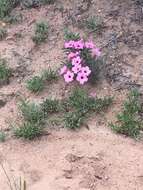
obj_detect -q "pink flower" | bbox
[75,51,80,56]
[85,41,95,49]
[72,64,82,74]
[64,40,75,48]
[59,65,67,75]
[74,40,84,49]
[72,56,82,66]
[68,52,75,60]
[92,48,101,57]
[76,72,88,85]
[64,71,74,83]
[80,66,91,76]
[68,52,79,60]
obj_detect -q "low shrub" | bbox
[32,21,49,45]
[19,100,45,124]
[41,68,58,82]
[109,90,142,138]
[64,28,80,41]
[91,96,113,112]
[69,88,113,113]
[64,88,113,129]
[14,122,43,140]
[68,87,93,112]
[15,89,112,137]
[64,111,85,129]
[0,0,13,18]
[0,0,18,19]
[86,16,104,33]
[41,99,60,115]
[14,99,45,140]
[26,76,44,93]
[4,13,23,24]
[26,68,58,93]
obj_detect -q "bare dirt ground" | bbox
[0,0,143,189]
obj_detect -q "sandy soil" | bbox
[1,126,143,190]
[0,0,143,189]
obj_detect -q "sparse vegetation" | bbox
[41,99,60,115]
[14,88,112,137]
[86,16,104,33]
[14,122,43,140]
[41,68,58,82]
[14,100,45,140]
[0,59,11,84]
[1,163,27,190]
[109,90,142,138]
[32,21,49,45]
[0,0,13,18]
[14,97,60,140]
[26,76,44,93]
[64,88,113,129]
[64,28,80,41]
[26,68,58,93]
[91,96,113,112]
[68,88,113,113]
[64,111,85,129]
[19,100,44,124]
[68,87,94,112]
[4,13,23,24]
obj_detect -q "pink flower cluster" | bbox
[60,39,101,85]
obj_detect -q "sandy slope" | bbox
[0,0,143,189]
[1,125,143,190]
